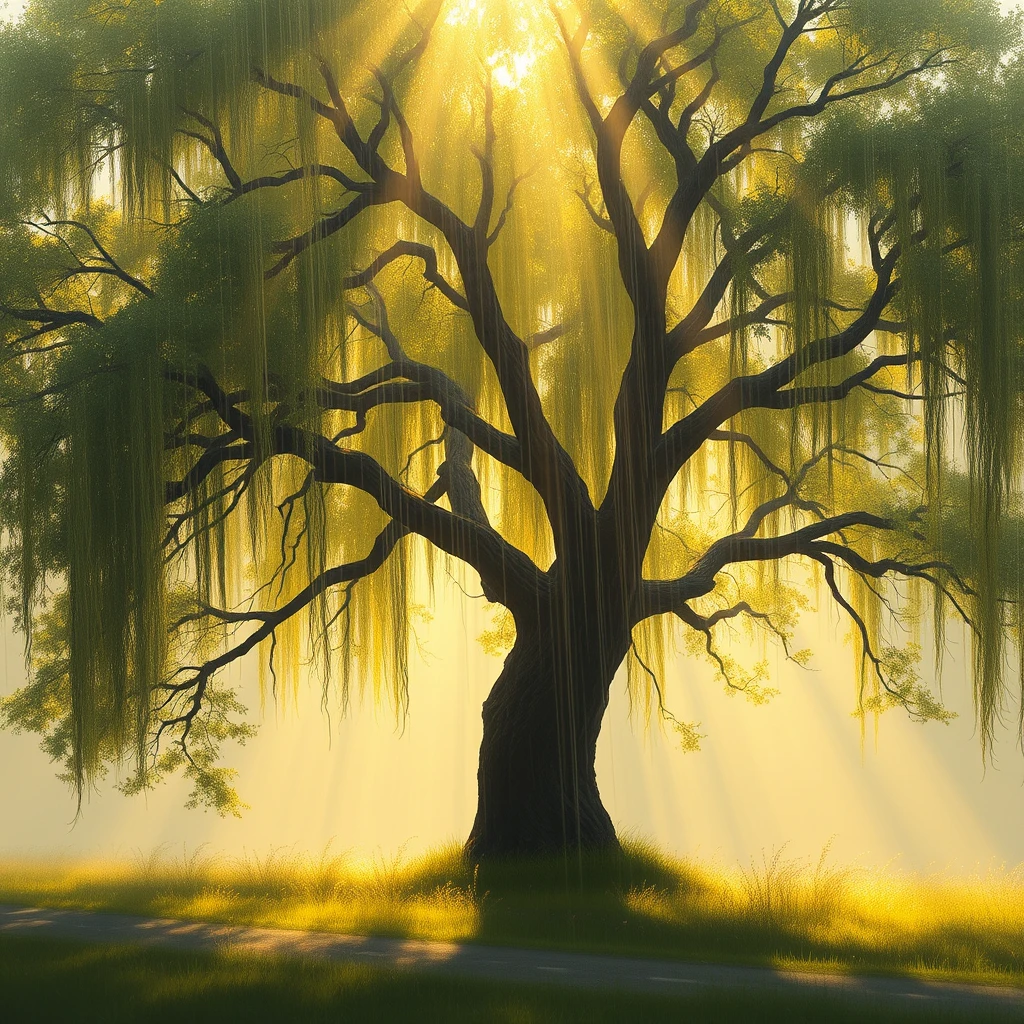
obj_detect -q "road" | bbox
[3,902,1023,1015]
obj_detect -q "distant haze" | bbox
[2,575,1023,873]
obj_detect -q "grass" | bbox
[0,934,1017,1024]
[1,837,1023,990]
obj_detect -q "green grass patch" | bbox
[0,934,1015,1024]
[2,836,1023,989]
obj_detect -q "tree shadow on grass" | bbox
[2,836,1024,989]
[443,837,1024,989]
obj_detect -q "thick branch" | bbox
[158,514,422,740]
[656,244,901,499]
[266,189,382,278]
[640,509,899,616]
[181,109,243,193]
[1,304,104,339]
[28,217,154,299]
[234,163,370,199]
[172,365,539,609]
[316,360,522,473]
[341,240,468,311]
[751,351,915,410]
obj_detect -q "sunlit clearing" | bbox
[0,845,480,943]
[3,840,1024,985]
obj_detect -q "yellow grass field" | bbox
[2,838,1022,988]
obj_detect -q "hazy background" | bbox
[2,571,1022,873]
[1,0,1022,873]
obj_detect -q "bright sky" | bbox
[1,0,1023,873]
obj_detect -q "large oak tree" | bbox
[1,0,1022,856]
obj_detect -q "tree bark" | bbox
[465,611,626,859]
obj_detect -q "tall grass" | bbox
[2,837,1023,987]
[0,841,480,942]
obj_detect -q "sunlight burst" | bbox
[438,0,551,92]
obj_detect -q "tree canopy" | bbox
[0,0,1022,851]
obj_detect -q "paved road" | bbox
[3,903,1024,1014]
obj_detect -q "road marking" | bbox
[649,976,699,984]
[537,966,568,973]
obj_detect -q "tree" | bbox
[0,0,1021,857]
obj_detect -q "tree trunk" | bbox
[465,614,626,859]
